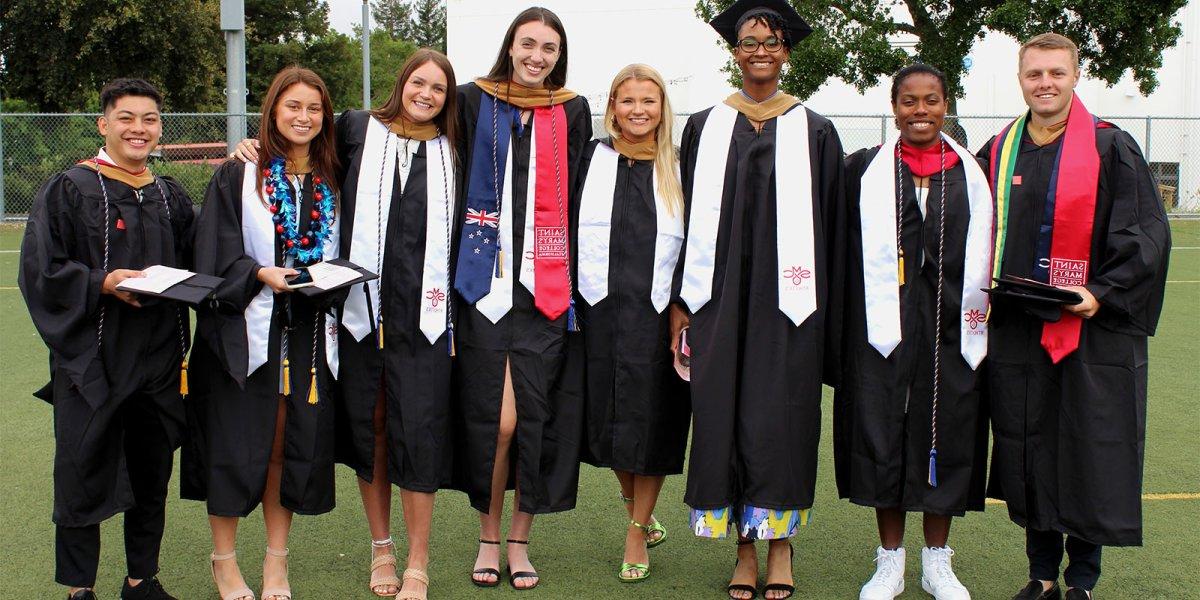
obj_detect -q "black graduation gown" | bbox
[19,165,194,528]
[576,139,691,476]
[833,147,988,516]
[977,125,1171,546]
[678,105,846,512]
[181,160,338,517]
[332,110,458,492]
[450,82,592,514]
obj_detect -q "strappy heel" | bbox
[618,520,651,582]
[471,539,501,588]
[728,539,758,600]
[210,550,255,600]
[396,568,430,600]
[505,539,539,590]
[762,542,795,600]
[260,546,291,600]
[369,537,400,597]
[618,491,667,547]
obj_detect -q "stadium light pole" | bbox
[363,0,372,110]
[222,0,248,151]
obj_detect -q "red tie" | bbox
[532,105,570,320]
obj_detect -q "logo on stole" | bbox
[963,309,986,332]
[782,265,812,287]
[1048,258,1087,287]
[534,226,568,260]
[425,287,446,309]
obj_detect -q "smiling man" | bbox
[19,78,194,600]
[674,1,845,598]
[978,34,1171,600]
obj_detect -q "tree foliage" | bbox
[694,0,1187,112]
[372,0,446,51]
[0,0,224,111]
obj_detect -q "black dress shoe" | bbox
[67,590,97,600]
[120,578,178,600]
[1013,580,1062,600]
[1064,589,1093,600]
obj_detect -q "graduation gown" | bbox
[19,164,194,527]
[576,139,690,476]
[450,82,592,514]
[182,160,338,517]
[332,110,458,492]
[679,104,846,512]
[834,147,988,515]
[978,125,1171,546]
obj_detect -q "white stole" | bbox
[417,136,454,343]
[680,103,817,325]
[858,132,991,368]
[577,143,684,312]
[240,163,341,378]
[477,119,541,323]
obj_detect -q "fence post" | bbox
[1144,116,1152,161]
[880,116,887,144]
[0,114,6,221]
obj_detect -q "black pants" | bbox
[1027,528,1103,591]
[55,395,175,588]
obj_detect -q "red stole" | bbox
[532,104,571,320]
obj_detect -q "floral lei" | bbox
[264,156,335,264]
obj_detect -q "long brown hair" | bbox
[255,66,340,201]
[483,7,569,89]
[371,49,458,151]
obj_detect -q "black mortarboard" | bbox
[708,0,813,47]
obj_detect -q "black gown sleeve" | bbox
[816,115,848,388]
[18,173,105,389]
[1086,130,1172,335]
[194,161,264,314]
[671,114,703,310]
[159,176,198,270]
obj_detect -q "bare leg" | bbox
[620,475,662,578]
[472,360,516,586]
[729,538,758,600]
[261,397,293,600]
[922,513,952,548]
[615,469,635,518]
[398,489,434,596]
[764,538,794,599]
[507,487,537,589]
[876,507,906,550]
[359,393,398,596]
[209,516,252,600]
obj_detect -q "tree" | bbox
[245,0,334,108]
[0,0,224,111]
[694,0,1187,114]
[372,0,446,51]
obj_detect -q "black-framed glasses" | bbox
[737,36,784,53]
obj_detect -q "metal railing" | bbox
[2,112,1196,219]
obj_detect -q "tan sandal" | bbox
[210,550,255,600]
[369,537,401,597]
[260,546,291,600]
[396,568,430,600]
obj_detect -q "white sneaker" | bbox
[921,546,971,600]
[860,546,905,600]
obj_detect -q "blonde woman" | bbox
[575,64,689,583]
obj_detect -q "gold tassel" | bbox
[179,360,189,395]
[282,358,291,396]
[377,319,385,350]
[497,250,505,278]
[898,249,906,286]
[307,368,318,404]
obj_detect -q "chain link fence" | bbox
[3,112,1197,219]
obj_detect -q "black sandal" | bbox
[762,542,795,599]
[506,539,540,591]
[728,539,758,600]
[471,539,501,588]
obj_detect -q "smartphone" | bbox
[285,268,314,289]
[674,326,691,381]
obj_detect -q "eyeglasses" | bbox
[737,36,784,53]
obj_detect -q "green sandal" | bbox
[618,492,668,548]
[618,521,652,582]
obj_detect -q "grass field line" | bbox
[986,492,1200,506]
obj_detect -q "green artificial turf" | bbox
[1,221,1196,598]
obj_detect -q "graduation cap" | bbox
[708,0,813,47]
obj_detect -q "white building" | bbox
[443,0,1198,209]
